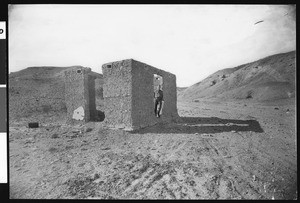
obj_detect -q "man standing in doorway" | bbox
[154,85,164,118]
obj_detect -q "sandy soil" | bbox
[9,99,297,199]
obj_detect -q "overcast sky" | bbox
[8,5,296,87]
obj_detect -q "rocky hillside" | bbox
[9,66,103,118]
[178,51,296,102]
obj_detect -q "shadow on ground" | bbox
[90,110,105,122]
[131,117,264,134]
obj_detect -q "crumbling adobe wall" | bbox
[64,67,91,122]
[88,74,96,120]
[102,60,133,129]
[102,59,178,130]
[95,77,104,111]
[131,60,178,129]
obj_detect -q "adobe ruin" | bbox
[65,59,178,130]
[64,66,101,122]
[102,59,178,130]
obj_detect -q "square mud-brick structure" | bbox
[64,66,101,122]
[102,59,178,130]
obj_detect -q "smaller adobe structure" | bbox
[64,66,102,122]
[102,59,178,130]
[64,59,178,130]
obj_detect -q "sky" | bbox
[8,5,296,87]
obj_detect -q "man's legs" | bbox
[157,100,162,117]
[154,100,159,116]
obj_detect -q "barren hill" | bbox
[178,51,296,102]
[9,66,103,118]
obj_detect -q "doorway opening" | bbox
[88,75,105,122]
[153,74,163,117]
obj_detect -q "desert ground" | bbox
[9,97,296,199]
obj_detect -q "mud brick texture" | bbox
[102,59,178,130]
[64,67,93,123]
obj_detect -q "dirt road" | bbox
[9,98,297,199]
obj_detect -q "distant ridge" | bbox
[178,51,296,102]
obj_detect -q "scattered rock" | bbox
[246,94,252,99]
[50,159,59,164]
[65,146,74,150]
[51,133,59,139]
[94,179,104,184]
[189,180,196,186]
[67,133,78,138]
[28,122,39,128]
[86,128,93,133]
[101,147,110,150]
[48,147,58,153]
[24,138,35,144]
[94,173,100,180]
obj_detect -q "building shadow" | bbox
[130,116,264,134]
[90,110,105,122]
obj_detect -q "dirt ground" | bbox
[9,98,297,199]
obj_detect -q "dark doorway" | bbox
[153,74,163,117]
